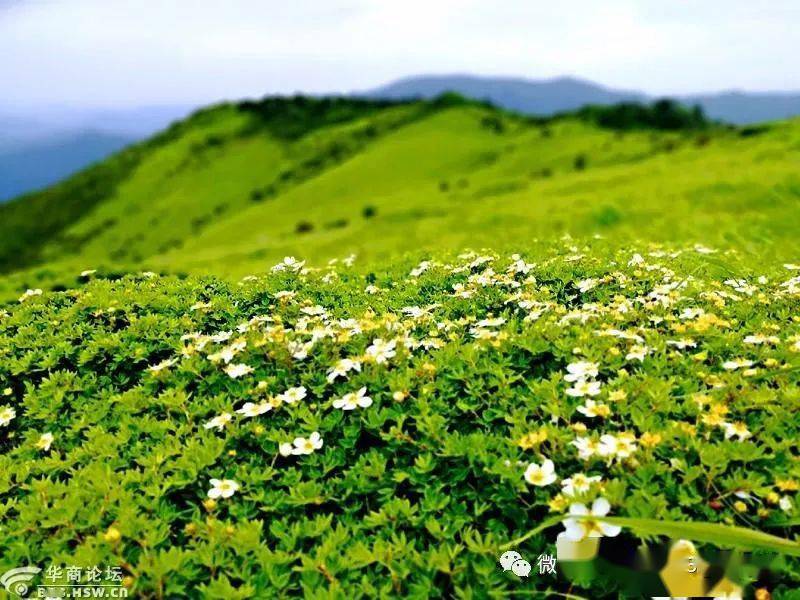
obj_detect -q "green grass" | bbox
[1,242,799,597]
[1,96,799,597]
[2,96,798,296]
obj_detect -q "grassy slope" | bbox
[1,99,798,299]
[165,112,800,277]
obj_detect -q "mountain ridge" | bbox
[1,93,799,304]
[365,74,800,124]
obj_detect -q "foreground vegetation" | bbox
[1,95,799,597]
[2,241,799,597]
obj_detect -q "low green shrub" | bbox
[1,242,799,597]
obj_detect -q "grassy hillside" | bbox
[1,96,799,597]
[1,95,798,297]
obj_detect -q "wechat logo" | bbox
[1,566,41,597]
[498,550,532,577]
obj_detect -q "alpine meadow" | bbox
[1,92,800,598]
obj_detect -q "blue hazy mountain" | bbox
[0,105,192,202]
[0,130,131,202]
[367,75,645,114]
[366,74,800,124]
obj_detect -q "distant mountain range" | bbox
[3,75,800,203]
[365,75,800,125]
[0,105,193,202]
[0,130,132,202]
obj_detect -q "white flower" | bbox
[628,253,645,267]
[287,340,312,361]
[279,442,294,457]
[524,459,557,486]
[599,433,637,459]
[566,380,602,397]
[562,498,622,541]
[564,361,599,382]
[571,436,600,460]
[476,317,505,328]
[577,278,598,293]
[576,399,611,418]
[625,345,649,362]
[209,342,244,364]
[561,473,602,496]
[779,496,793,513]
[327,358,362,382]
[743,334,777,345]
[80,269,97,277]
[203,413,232,431]
[224,363,254,379]
[723,422,751,441]
[148,358,177,374]
[722,358,754,371]
[35,432,54,451]
[0,405,16,426]
[277,386,307,404]
[291,432,323,455]
[666,339,697,350]
[333,387,373,410]
[208,479,239,499]
[409,261,431,278]
[235,402,271,418]
[18,288,43,303]
[271,256,305,273]
[366,338,397,364]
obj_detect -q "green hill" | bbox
[1,96,800,597]
[1,95,799,296]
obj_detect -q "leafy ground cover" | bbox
[2,241,799,597]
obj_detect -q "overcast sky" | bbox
[1,0,799,110]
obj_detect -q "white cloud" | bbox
[0,0,798,108]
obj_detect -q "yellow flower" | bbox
[548,494,569,512]
[710,403,729,417]
[518,429,547,450]
[776,479,799,492]
[701,413,725,427]
[640,432,662,448]
[733,501,747,513]
[607,389,627,402]
[103,526,122,543]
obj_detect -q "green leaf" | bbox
[599,516,800,557]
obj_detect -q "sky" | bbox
[1,0,799,111]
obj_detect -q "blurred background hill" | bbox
[3,75,799,202]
